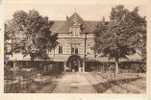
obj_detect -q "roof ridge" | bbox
[50,20,66,22]
[85,20,99,22]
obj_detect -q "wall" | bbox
[48,33,95,61]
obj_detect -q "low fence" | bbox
[86,61,146,73]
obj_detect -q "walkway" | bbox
[53,72,97,93]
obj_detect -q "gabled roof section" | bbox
[50,12,99,34]
[67,12,84,26]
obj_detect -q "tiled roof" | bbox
[50,20,67,33]
[85,21,98,33]
[50,20,98,34]
[50,12,98,34]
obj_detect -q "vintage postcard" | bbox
[0,0,151,100]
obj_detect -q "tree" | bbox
[5,10,58,60]
[95,5,146,75]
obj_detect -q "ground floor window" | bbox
[75,48,78,54]
[71,47,78,54]
[59,46,63,54]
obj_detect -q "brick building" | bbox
[48,12,98,71]
[5,12,143,72]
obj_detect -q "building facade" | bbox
[48,12,98,71]
[4,12,144,73]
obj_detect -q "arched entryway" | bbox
[66,55,83,72]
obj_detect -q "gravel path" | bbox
[47,72,145,93]
[53,72,97,93]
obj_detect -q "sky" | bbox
[2,0,147,21]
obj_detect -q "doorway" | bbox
[66,55,83,72]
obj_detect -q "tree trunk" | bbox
[53,49,55,57]
[115,59,119,76]
[13,61,17,79]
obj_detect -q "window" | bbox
[71,27,80,36]
[71,47,74,54]
[75,48,78,54]
[58,46,63,54]
[71,47,78,54]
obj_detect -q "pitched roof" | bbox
[67,12,84,26]
[50,12,98,34]
[85,21,98,33]
[49,20,66,33]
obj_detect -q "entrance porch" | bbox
[65,55,84,72]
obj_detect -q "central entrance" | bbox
[66,55,83,72]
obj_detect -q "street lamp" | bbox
[83,32,88,72]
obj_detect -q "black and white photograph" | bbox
[3,0,147,93]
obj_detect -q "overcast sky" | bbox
[3,0,147,21]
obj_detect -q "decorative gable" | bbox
[50,12,99,34]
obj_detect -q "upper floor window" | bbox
[74,28,80,36]
[70,27,81,36]
[58,46,63,54]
